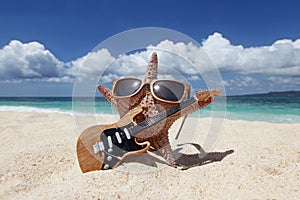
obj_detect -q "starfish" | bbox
[98,52,217,167]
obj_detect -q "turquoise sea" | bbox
[0,95,299,123]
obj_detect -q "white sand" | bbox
[0,111,299,199]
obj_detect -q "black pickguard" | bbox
[100,123,148,170]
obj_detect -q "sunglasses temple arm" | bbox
[174,115,188,140]
[174,88,191,140]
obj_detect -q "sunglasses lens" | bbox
[113,79,142,97]
[153,80,185,102]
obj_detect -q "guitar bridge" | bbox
[93,142,104,155]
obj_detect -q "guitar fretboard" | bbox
[129,97,197,135]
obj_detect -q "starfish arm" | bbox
[97,84,118,108]
[97,84,136,117]
[147,130,177,167]
[97,84,112,101]
[144,52,158,83]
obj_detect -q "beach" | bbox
[0,111,299,199]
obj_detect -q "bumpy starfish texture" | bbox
[98,52,215,167]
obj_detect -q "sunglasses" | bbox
[112,78,190,103]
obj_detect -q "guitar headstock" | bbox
[195,89,222,102]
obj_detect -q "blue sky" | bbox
[0,0,300,96]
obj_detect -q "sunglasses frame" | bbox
[112,78,191,104]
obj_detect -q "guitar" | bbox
[76,90,221,173]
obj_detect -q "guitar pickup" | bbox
[93,142,104,155]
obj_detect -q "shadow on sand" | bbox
[122,143,234,170]
[173,143,234,169]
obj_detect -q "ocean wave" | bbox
[0,105,117,117]
[0,105,71,114]
[1,105,299,124]
[224,111,300,124]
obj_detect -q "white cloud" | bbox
[223,76,260,87]
[43,76,74,83]
[1,33,300,93]
[66,48,115,82]
[0,40,64,82]
[99,73,119,84]
[269,76,300,85]
[202,33,300,76]
[187,75,200,81]
[221,80,231,87]
[148,40,209,74]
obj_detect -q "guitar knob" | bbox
[107,156,112,161]
[108,148,113,153]
[103,164,110,170]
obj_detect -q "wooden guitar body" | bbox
[76,107,150,173]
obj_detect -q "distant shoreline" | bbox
[0,91,299,98]
[227,91,300,97]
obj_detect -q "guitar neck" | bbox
[130,97,198,136]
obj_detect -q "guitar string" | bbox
[129,97,197,135]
